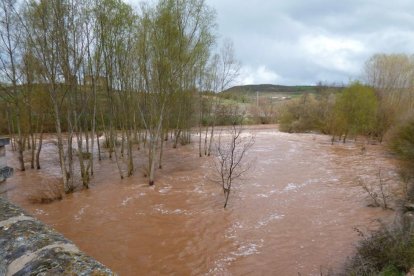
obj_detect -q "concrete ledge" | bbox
[0,138,9,147]
[0,166,13,182]
[0,197,115,275]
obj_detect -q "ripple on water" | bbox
[208,239,264,275]
[255,213,285,229]
[152,204,193,216]
[74,205,90,221]
[283,179,319,192]
[158,185,172,194]
[121,197,132,206]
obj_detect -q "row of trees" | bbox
[280,53,414,145]
[0,0,241,193]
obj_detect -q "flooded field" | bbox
[3,126,399,275]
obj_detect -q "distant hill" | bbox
[222,84,343,96]
[223,84,317,94]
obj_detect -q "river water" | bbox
[4,126,399,275]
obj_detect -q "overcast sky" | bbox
[203,0,414,85]
[126,0,414,85]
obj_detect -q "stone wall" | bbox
[0,147,6,168]
[0,138,12,182]
[0,198,115,275]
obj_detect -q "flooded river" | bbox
[3,126,399,275]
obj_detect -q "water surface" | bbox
[5,126,398,275]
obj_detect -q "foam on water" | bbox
[159,185,172,194]
[152,204,192,215]
[121,197,133,206]
[34,208,48,216]
[256,213,285,229]
[208,240,264,275]
[74,205,90,221]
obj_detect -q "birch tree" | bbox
[0,0,25,171]
[200,38,241,157]
[137,0,215,185]
[24,0,91,192]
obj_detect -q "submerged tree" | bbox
[0,0,232,195]
[137,0,216,185]
[214,115,254,208]
[198,38,241,157]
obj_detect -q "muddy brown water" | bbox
[3,126,399,275]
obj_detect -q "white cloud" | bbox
[238,66,281,85]
[300,34,365,73]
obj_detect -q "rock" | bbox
[403,211,414,231]
[404,203,414,212]
[0,183,7,199]
[0,197,115,275]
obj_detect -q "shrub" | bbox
[390,116,414,171]
[27,179,63,203]
[279,93,322,133]
[344,224,414,275]
[249,98,278,124]
[332,82,378,142]
[389,116,414,201]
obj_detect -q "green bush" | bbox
[344,225,414,275]
[390,116,414,171]
[332,82,378,141]
[279,93,327,133]
[389,116,414,200]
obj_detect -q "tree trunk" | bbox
[35,115,45,170]
[36,132,43,170]
[112,131,124,180]
[97,133,102,161]
[16,113,25,171]
[148,135,156,185]
[159,130,164,169]
[199,125,202,157]
[30,132,35,169]
[224,189,230,208]
[127,130,134,177]
[208,124,215,156]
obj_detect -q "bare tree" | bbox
[358,168,391,210]
[217,38,241,92]
[0,0,25,171]
[198,39,241,157]
[214,120,254,208]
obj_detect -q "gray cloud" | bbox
[206,0,414,85]
[126,0,414,85]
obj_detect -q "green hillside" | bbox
[220,84,343,102]
[223,84,317,94]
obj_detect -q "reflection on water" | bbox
[4,126,398,275]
